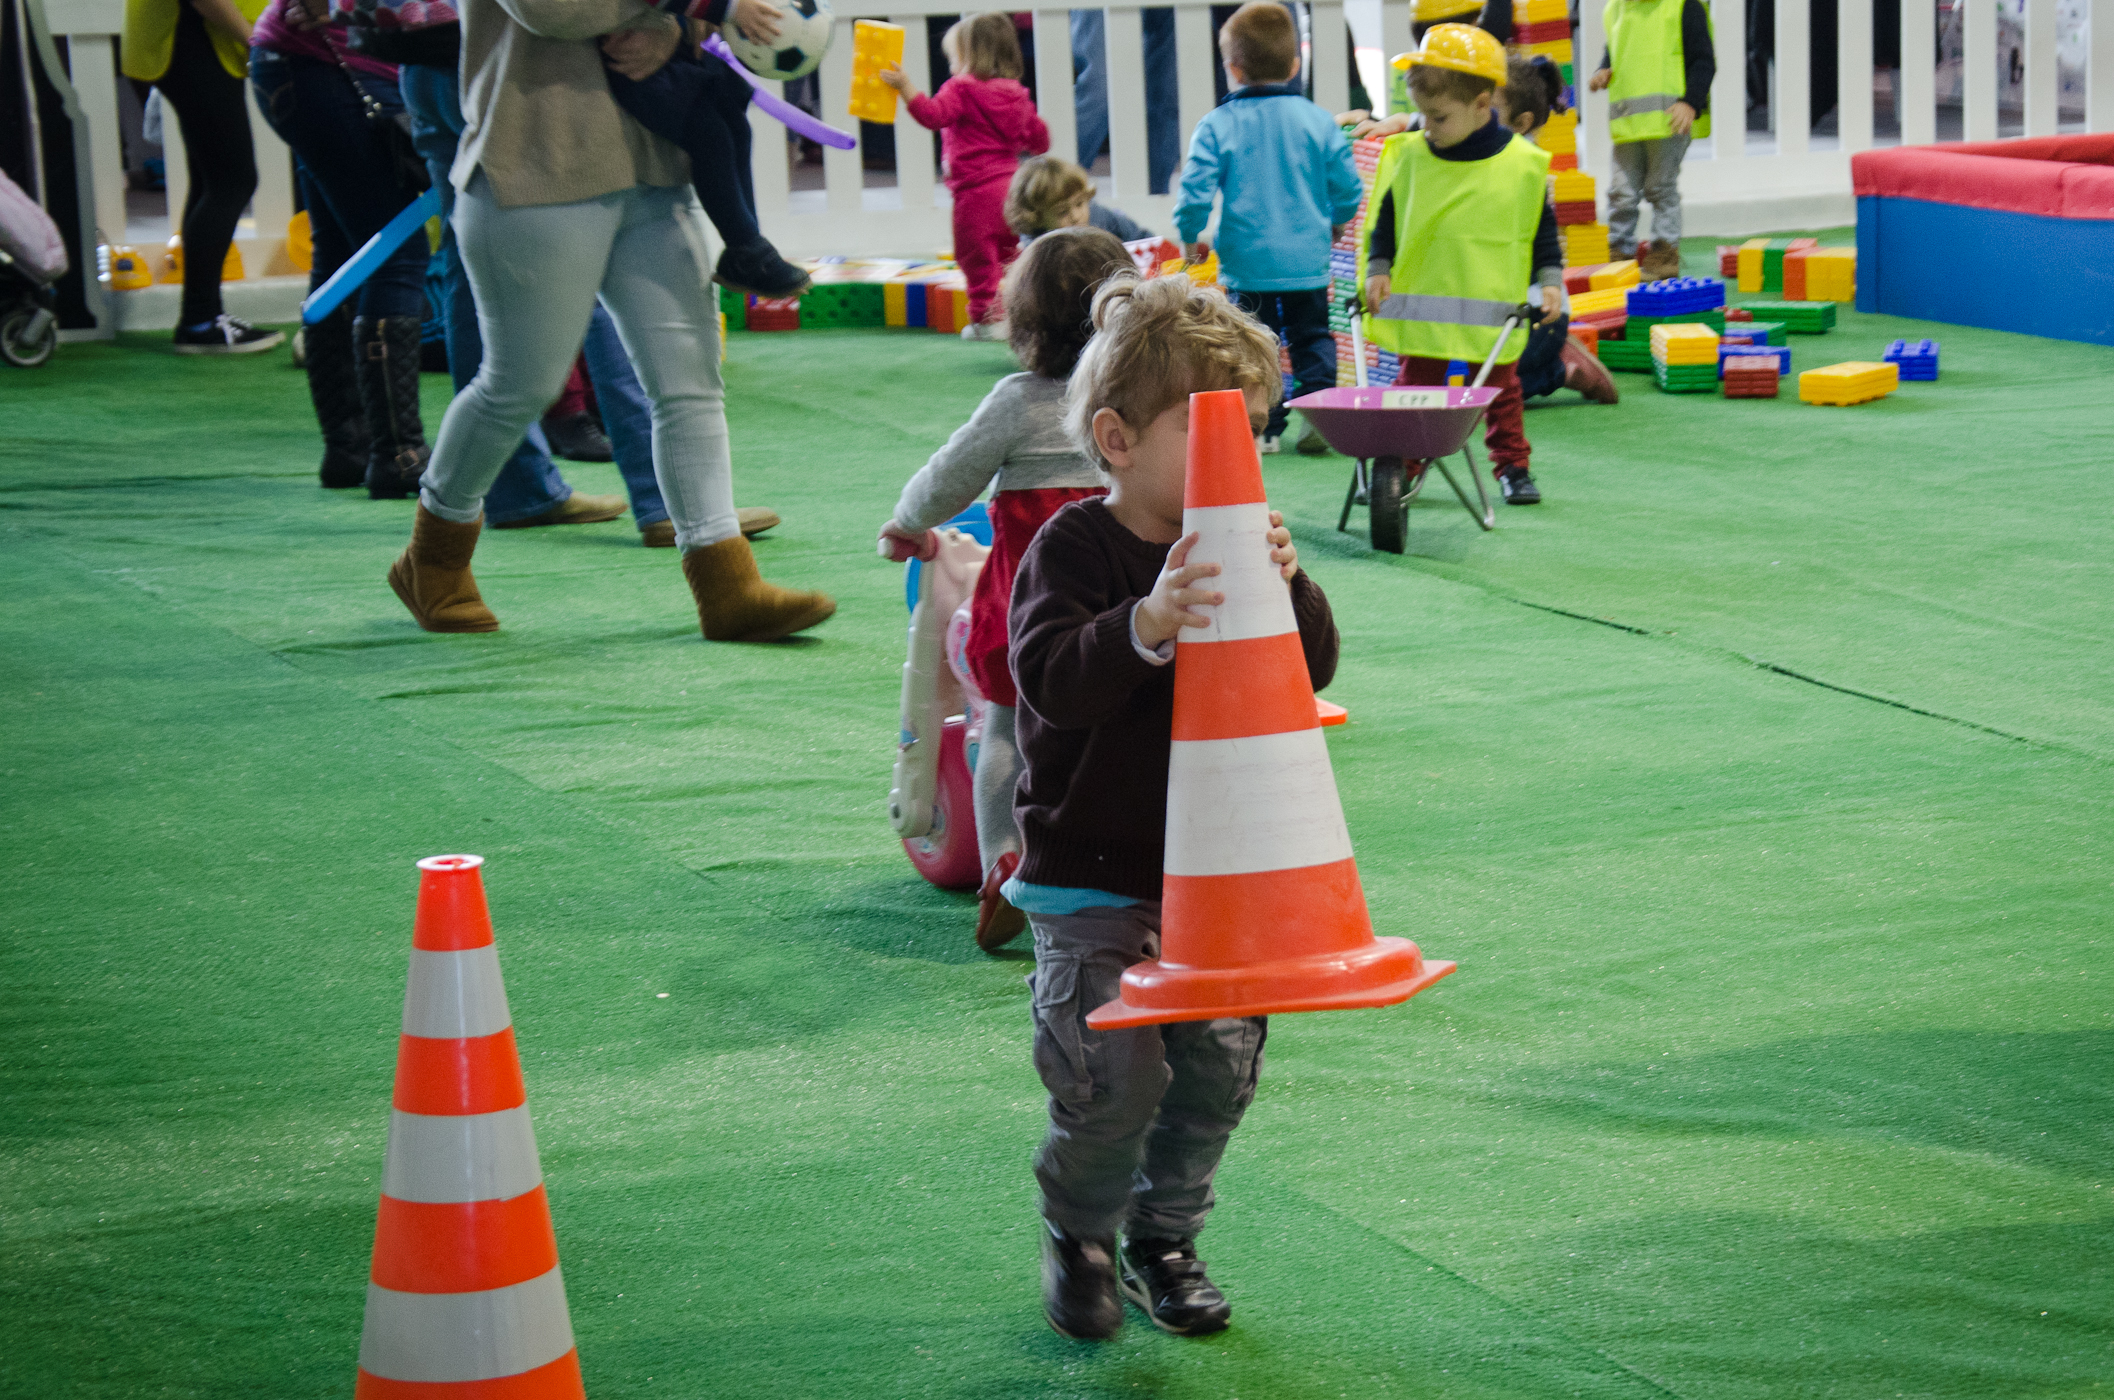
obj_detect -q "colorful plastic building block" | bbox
[1722,356,1782,398]
[1737,237,1816,292]
[746,295,801,331]
[847,21,907,125]
[1597,336,1655,371]
[1883,338,1940,381]
[1562,223,1610,267]
[1799,360,1899,405]
[1716,342,1790,376]
[1803,247,1856,302]
[1569,286,1628,318]
[1717,244,1740,278]
[1741,300,1835,333]
[1628,276,1724,316]
[1721,321,1789,347]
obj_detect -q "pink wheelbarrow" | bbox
[1288,299,1529,554]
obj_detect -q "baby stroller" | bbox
[0,168,67,369]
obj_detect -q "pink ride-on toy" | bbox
[886,505,991,890]
[1289,295,1529,554]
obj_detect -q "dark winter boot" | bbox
[354,314,432,500]
[304,306,370,488]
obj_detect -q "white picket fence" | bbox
[27,0,2113,323]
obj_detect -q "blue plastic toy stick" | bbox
[300,188,443,326]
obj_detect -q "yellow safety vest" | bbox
[1604,0,1713,142]
[1357,131,1549,363]
[122,0,269,83]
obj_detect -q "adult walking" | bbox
[121,0,285,352]
[251,0,436,495]
[386,0,832,641]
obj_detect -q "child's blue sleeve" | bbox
[1173,117,1222,244]
[1323,125,1364,225]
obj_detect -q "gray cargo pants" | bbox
[1029,901,1268,1243]
[1608,133,1692,255]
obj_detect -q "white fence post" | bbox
[1963,0,1997,139]
[1900,0,1935,145]
[893,14,936,216]
[1033,9,1077,169]
[1579,0,1611,200]
[819,19,863,222]
[1777,0,1810,156]
[2094,0,2114,132]
[1379,0,1412,116]
[2023,0,2058,136]
[1102,6,1149,201]
[1310,0,1348,116]
[1711,0,1747,165]
[1838,0,1874,152]
[1173,3,1214,146]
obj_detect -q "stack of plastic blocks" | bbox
[1597,333,1653,371]
[1795,247,1856,302]
[1513,0,1573,81]
[1799,360,1900,405]
[1568,323,1599,354]
[1628,276,1723,317]
[1551,169,1596,227]
[1716,342,1790,377]
[1123,236,1181,277]
[1650,322,1720,393]
[1883,338,1940,380]
[1736,237,1817,293]
[1717,244,1741,277]
[798,268,889,328]
[1721,321,1789,347]
[1722,354,1782,398]
[1536,106,1579,170]
[1741,300,1836,333]
[1563,259,1639,294]
[1330,136,1385,384]
[883,268,969,331]
[1563,222,1611,266]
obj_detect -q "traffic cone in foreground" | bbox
[356,855,586,1400]
[1086,391,1455,1030]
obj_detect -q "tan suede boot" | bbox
[680,536,835,642]
[387,506,500,633]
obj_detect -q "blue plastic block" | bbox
[1883,337,1940,380]
[1627,276,1725,316]
[1718,343,1791,377]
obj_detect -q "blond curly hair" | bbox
[1064,274,1284,471]
[1005,156,1095,237]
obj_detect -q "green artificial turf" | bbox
[2,234,2109,1399]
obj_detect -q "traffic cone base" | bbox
[356,1349,584,1400]
[357,1267,578,1395]
[1085,937,1454,1029]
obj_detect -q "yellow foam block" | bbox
[847,20,907,125]
[1550,169,1596,202]
[1799,361,1898,405]
[1650,324,1720,363]
[1562,223,1610,266]
[1736,237,1770,293]
[1569,286,1627,317]
[1805,247,1856,302]
[1589,259,1639,290]
[1162,251,1220,286]
[1526,38,1573,62]
[1514,0,1568,20]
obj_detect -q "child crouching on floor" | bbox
[1007,273,1340,1340]
[878,227,1133,952]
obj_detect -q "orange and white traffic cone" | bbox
[1086,390,1455,1030]
[355,855,586,1400]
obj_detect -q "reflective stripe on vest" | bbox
[1357,132,1548,364]
[1602,0,1713,142]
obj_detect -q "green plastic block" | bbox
[721,284,747,331]
[1630,308,1726,335]
[1599,339,1655,371]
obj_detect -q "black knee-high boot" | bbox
[353,314,431,500]
[305,305,370,488]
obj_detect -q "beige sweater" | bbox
[453,0,693,207]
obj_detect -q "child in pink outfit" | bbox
[883,14,1049,330]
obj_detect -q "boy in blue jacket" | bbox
[1175,2,1364,455]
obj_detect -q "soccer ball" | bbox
[724,0,834,81]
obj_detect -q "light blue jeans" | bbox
[420,178,738,552]
[398,63,670,529]
[1608,133,1691,255]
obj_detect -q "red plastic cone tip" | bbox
[1184,388,1266,510]
[414,854,494,951]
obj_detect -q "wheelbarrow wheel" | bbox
[1369,458,1409,554]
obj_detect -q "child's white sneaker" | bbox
[1258,434,1282,455]
[961,322,1001,341]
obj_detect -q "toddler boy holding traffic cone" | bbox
[1004,273,1342,1340]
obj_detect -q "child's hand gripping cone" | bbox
[1086,390,1455,1030]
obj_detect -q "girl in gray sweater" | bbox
[878,227,1133,953]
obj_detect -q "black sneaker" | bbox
[1042,1224,1122,1341]
[171,314,285,355]
[543,411,613,463]
[1119,1237,1231,1336]
[714,239,812,299]
[1498,467,1542,505]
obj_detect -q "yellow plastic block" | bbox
[1562,223,1610,266]
[287,212,313,272]
[1514,0,1568,21]
[1569,286,1627,317]
[1799,361,1898,405]
[883,280,909,326]
[847,20,906,125]
[1550,169,1596,203]
[1162,251,1220,286]
[1526,38,1573,62]
[1805,247,1856,302]
[1650,323,1720,364]
[1588,259,1639,290]
[1736,237,1770,293]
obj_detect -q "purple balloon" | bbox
[705,33,857,150]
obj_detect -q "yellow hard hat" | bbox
[1402,22,1507,84]
[1412,0,1480,20]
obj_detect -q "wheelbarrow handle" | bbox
[1467,303,1538,391]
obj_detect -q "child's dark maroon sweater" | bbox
[1008,497,1340,901]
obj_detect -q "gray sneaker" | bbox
[1293,412,1332,455]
